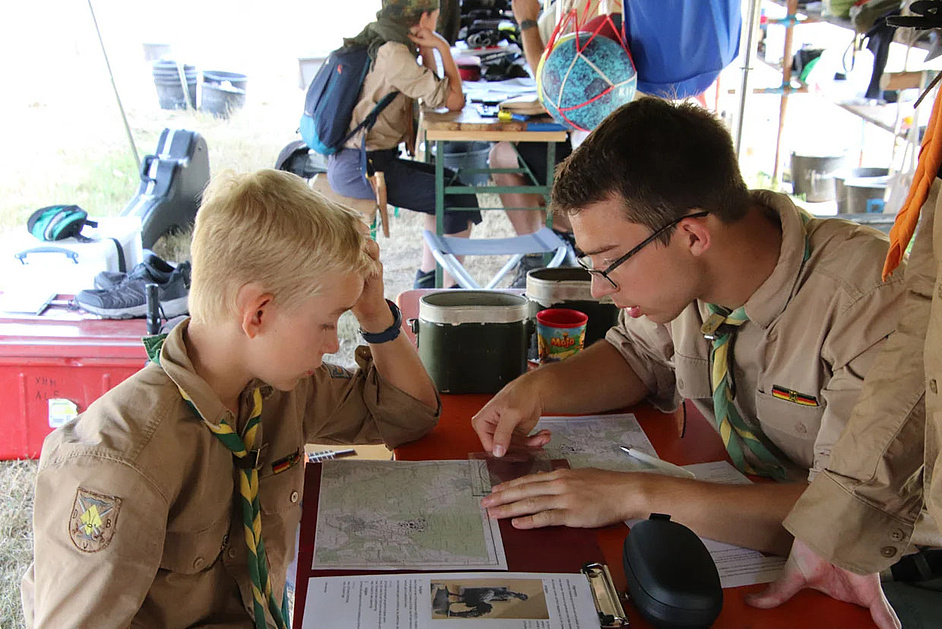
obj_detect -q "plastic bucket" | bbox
[845,177,889,214]
[433,141,491,185]
[200,82,246,118]
[202,70,248,92]
[790,153,846,202]
[151,61,197,109]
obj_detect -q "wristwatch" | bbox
[359,299,402,344]
[519,18,538,31]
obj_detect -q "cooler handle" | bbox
[15,247,79,265]
[407,318,419,347]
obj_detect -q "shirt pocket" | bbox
[160,511,230,575]
[754,389,826,470]
[259,462,303,516]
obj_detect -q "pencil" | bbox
[619,446,696,479]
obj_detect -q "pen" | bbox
[619,446,696,479]
[307,448,357,463]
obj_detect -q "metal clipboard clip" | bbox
[581,562,629,628]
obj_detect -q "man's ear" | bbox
[235,283,274,340]
[678,214,711,258]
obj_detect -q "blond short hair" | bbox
[188,169,375,324]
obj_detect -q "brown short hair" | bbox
[188,169,375,325]
[552,98,750,242]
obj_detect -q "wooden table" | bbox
[422,107,569,286]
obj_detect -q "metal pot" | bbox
[525,267,621,360]
[411,291,530,394]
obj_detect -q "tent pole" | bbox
[87,0,141,173]
[735,0,762,158]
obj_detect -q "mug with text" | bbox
[536,308,588,364]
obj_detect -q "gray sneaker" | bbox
[510,254,545,289]
[77,262,190,319]
[93,253,178,290]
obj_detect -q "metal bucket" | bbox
[834,167,889,214]
[525,267,620,358]
[412,291,530,394]
[790,153,846,202]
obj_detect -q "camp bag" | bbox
[300,45,399,154]
[121,128,209,249]
[27,205,97,242]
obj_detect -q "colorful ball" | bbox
[537,32,637,132]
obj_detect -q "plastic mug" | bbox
[536,308,588,364]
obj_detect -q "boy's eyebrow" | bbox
[580,243,620,257]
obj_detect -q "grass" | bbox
[0,461,37,629]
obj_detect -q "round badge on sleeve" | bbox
[69,487,122,553]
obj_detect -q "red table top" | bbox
[294,394,872,628]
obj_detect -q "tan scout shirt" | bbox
[344,41,451,152]
[784,179,942,574]
[22,319,439,628]
[606,191,905,481]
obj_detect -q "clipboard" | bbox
[293,460,629,628]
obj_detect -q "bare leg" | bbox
[490,142,545,235]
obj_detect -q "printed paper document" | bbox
[303,572,600,628]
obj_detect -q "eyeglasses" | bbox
[577,211,710,289]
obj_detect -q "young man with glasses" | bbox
[472,98,908,555]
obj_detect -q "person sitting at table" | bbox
[472,97,906,556]
[328,0,482,289]
[490,0,598,287]
[21,169,440,627]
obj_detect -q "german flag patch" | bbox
[272,449,302,475]
[772,385,819,407]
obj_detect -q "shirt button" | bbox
[677,378,685,389]
[228,546,237,559]
[890,529,905,542]
[193,556,205,570]
[881,546,897,558]
[930,379,938,395]
[795,423,807,434]
[290,490,300,503]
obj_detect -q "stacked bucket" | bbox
[150,61,247,118]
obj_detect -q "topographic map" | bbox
[313,460,507,571]
[535,413,658,471]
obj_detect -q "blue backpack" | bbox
[300,45,399,155]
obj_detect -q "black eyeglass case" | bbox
[623,513,723,628]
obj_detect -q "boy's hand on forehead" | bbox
[351,237,393,332]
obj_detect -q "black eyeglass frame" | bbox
[578,210,711,289]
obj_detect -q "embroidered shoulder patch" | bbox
[325,363,352,379]
[69,488,122,553]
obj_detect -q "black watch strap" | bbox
[519,18,538,31]
[359,299,402,344]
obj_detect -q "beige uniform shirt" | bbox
[344,41,451,152]
[785,179,942,573]
[606,191,905,481]
[22,319,440,628]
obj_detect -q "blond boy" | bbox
[22,169,440,627]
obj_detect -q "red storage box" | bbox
[0,298,148,459]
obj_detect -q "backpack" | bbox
[27,205,98,242]
[300,45,400,155]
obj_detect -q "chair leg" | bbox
[484,254,525,289]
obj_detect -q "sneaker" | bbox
[93,253,179,291]
[414,268,436,289]
[510,253,544,289]
[77,262,191,319]
[552,228,583,258]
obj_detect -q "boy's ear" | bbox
[679,214,711,258]
[235,283,274,339]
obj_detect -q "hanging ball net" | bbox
[537,10,636,132]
